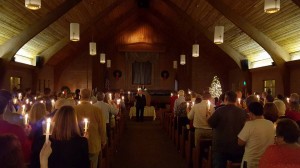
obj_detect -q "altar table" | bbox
[129,106,156,120]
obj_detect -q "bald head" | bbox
[80,89,91,100]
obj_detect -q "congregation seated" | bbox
[259,118,300,167]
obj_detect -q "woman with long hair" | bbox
[30,106,90,168]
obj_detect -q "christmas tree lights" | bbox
[209,76,222,98]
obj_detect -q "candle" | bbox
[192,102,195,106]
[22,105,26,115]
[30,101,32,105]
[109,93,112,100]
[238,98,241,104]
[24,113,29,125]
[34,96,37,101]
[207,100,211,111]
[171,93,173,97]
[287,97,290,103]
[256,95,260,100]
[45,118,51,143]
[83,118,89,133]
[78,101,81,105]
[121,96,124,101]
[90,101,93,104]
[186,102,190,107]
[51,99,55,108]
[13,98,17,104]
[188,91,191,95]
[128,91,131,95]
[117,99,121,105]
[40,100,44,104]
[25,99,29,104]
[62,91,65,95]
[18,93,22,100]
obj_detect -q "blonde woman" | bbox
[30,106,90,168]
[29,102,47,141]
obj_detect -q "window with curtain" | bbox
[132,61,152,85]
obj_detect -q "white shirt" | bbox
[187,100,214,129]
[174,96,185,114]
[238,119,275,168]
[93,101,118,124]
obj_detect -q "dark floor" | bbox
[112,119,186,168]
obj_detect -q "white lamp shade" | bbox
[100,53,106,64]
[70,23,80,41]
[173,61,178,69]
[264,0,280,13]
[192,44,199,57]
[25,0,41,10]
[180,54,186,65]
[107,60,111,68]
[89,42,97,56]
[214,26,224,44]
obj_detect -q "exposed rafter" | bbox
[204,0,290,66]
[162,0,244,68]
[0,0,82,61]
[42,0,129,64]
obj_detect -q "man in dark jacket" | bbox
[208,91,247,168]
[135,89,146,122]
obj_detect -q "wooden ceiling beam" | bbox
[204,0,290,66]
[0,0,82,61]
[43,0,130,64]
[162,0,244,69]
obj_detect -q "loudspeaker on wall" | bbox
[240,59,249,71]
[36,56,44,68]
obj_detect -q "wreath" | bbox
[113,70,122,80]
[161,70,169,80]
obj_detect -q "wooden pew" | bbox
[192,138,212,168]
[201,146,212,168]
[226,161,241,168]
[185,128,195,168]
[179,125,188,158]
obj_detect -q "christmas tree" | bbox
[209,76,222,98]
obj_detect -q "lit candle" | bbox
[78,101,81,105]
[207,100,211,111]
[62,91,65,95]
[121,96,124,101]
[90,101,93,104]
[188,91,191,95]
[109,93,112,100]
[24,113,29,125]
[13,98,17,104]
[117,99,121,105]
[128,91,131,95]
[287,97,290,103]
[238,98,241,104]
[30,101,32,105]
[83,118,89,133]
[51,99,55,108]
[34,96,37,101]
[256,95,260,100]
[192,102,195,106]
[40,100,44,104]
[171,93,173,97]
[22,105,26,115]
[18,93,22,100]
[45,118,51,143]
[187,102,190,107]
[25,99,29,104]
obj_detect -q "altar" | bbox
[129,106,156,120]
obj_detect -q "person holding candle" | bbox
[30,106,90,168]
[0,90,23,126]
[208,91,247,168]
[188,93,214,147]
[28,102,47,141]
[285,93,300,123]
[75,89,106,168]
[0,93,31,163]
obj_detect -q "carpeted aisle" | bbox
[112,120,186,168]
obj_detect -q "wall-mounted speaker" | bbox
[240,59,249,71]
[36,56,44,69]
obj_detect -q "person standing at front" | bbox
[135,89,146,122]
[75,89,106,168]
[208,91,247,168]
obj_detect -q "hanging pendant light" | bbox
[25,0,41,10]
[70,23,80,41]
[100,53,106,64]
[180,54,186,65]
[89,42,97,56]
[173,61,178,69]
[192,43,199,57]
[107,60,111,68]
[214,26,224,44]
[264,0,280,13]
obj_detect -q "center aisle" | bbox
[112,120,186,168]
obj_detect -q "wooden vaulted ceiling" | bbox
[1,0,300,69]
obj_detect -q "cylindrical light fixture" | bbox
[89,42,97,56]
[173,61,178,69]
[107,60,111,68]
[214,26,224,44]
[100,53,106,64]
[70,23,80,41]
[264,0,280,13]
[25,0,41,10]
[192,44,199,57]
[180,54,186,65]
